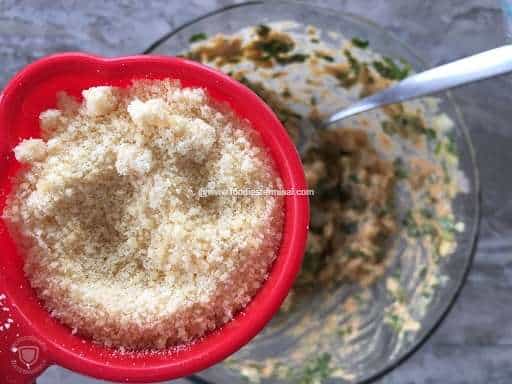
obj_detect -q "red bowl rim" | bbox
[0,53,309,382]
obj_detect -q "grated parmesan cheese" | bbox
[3,80,284,349]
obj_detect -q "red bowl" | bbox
[0,53,309,383]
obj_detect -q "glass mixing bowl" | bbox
[147,2,480,383]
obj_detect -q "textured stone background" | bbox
[1,1,511,383]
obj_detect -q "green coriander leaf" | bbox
[189,32,207,43]
[351,37,369,48]
[256,24,271,38]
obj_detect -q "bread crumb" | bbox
[128,98,169,128]
[115,144,153,176]
[13,139,47,163]
[39,109,62,133]
[169,115,216,162]
[3,79,283,349]
[56,91,80,113]
[82,86,117,117]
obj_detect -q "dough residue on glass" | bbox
[183,21,466,382]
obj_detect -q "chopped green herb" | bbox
[309,222,323,234]
[344,49,361,75]
[419,266,428,279]
[341,221,358,235]
[376,229,391,243]
[391,267,401,279]
[275,53,309,64]
[396,114,424,133]
[256,24,271,38]
[382,121,396,135]
[366,73,375,84]
[258,38,294,56]
[299,249,323,281]
[349,174,359,183]
[252,34,309,65]
[298,353,333,384]
[335,71,348,80]
[338,325,353,338]
[439,217,456,233]
[376,205,391,217]
[422,224,436,236]
[441,160,451,184]
[348,250,369,259]
[387,313,403,332]
[327,51,362,88]
[435,141,443,155]
[310,95,317,106]
[374,248,387,263]
[349,196,368,211]
[281,88,291,98]
[402,211,436,237]
[445,134,457,155]
[237,76,261,96]
[372,57,411,80]
[351,37,369,48]
[425,128,437,140]
[420,208,434,219]
[316,181,350,201]
[310,38,320,43]
[189,32,207,43]
[382,112,434,140]
[276,108,302,123]
[315,51,334,62]
[394,286,407,303]
[354,293,364,304]
[393,158,408,179]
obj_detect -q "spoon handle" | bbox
[326,45,512,125]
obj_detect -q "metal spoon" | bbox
[320,45,512,126]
